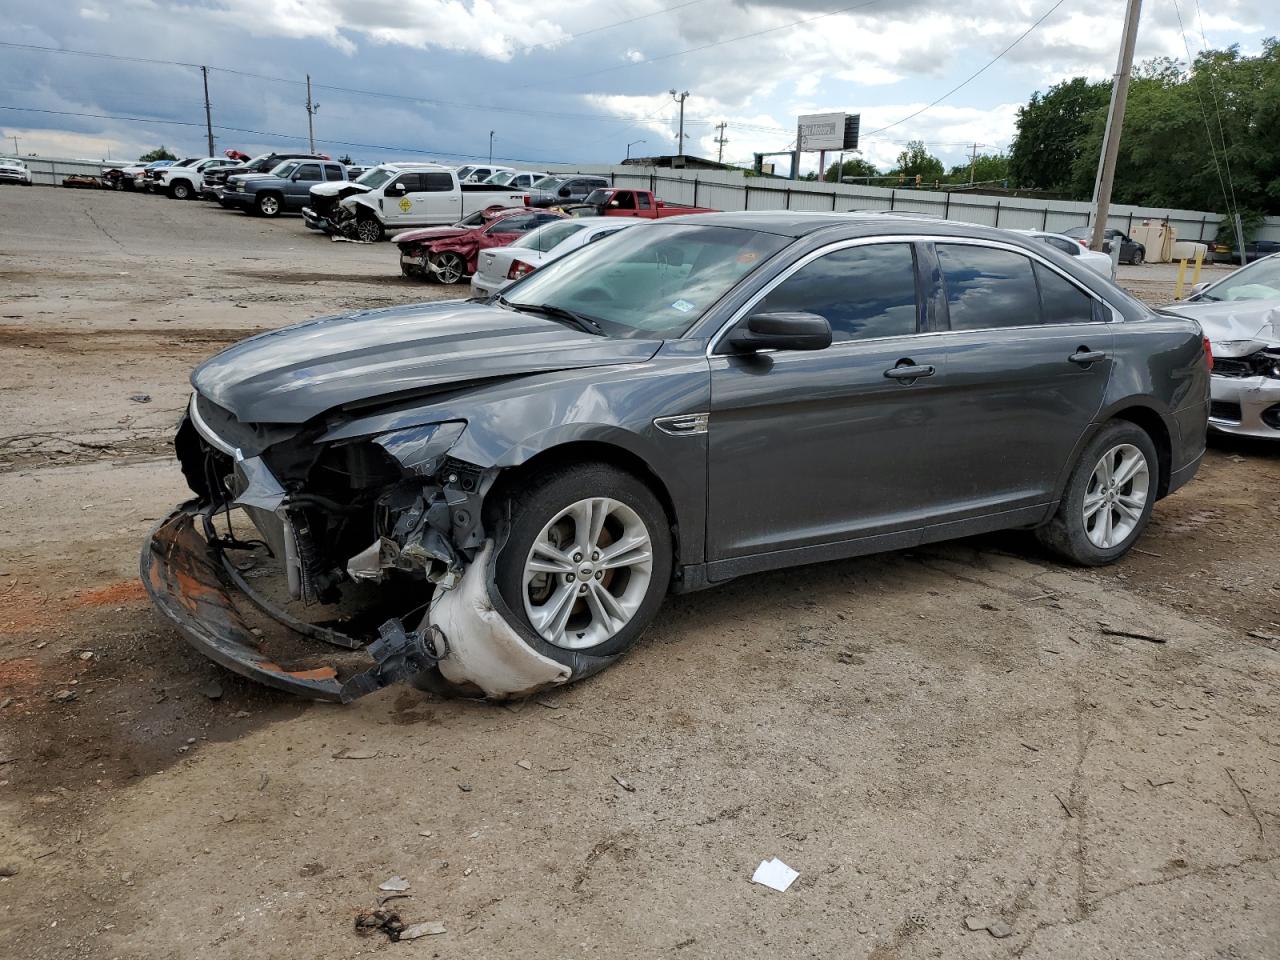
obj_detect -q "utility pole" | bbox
[791,120,803,181]
[669,90,689,155]
[201,66,215,156]
[714,121,728,164]
[305,74,319,154]
[11,135,18,155]
[968,142,980,184]
[1090,0,1142,252]
[488,131,494,164]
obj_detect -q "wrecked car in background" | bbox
[143,212,1208,704]
[469,216,642,298]
[1160,253,1280,438]
[394,206,566,284]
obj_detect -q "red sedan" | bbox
[393,206,567,284]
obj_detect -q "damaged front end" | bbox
[141,394,570,702]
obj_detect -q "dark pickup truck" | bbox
[204,151,331,203]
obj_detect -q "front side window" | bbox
[937,244,1041,330]
[1034,262,1095,324]
[392,174,422,193]
[755,243,919,343]
[504,224,788,340]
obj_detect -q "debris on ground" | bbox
[964,916,987,931]
[78,650,94,661]
[354,906,404,939]
[129,394,152,404]
[51,690,77,704]
[1099,623,1167,644]
[0,864,19,877]
[987,920,1013,938]
[332,748,379,760]
[378,876,410,892]
[750,857,799,892]
[199,680,223,700]
[400,920,446,940]
[516,759,533,770]
[612,774,636,792]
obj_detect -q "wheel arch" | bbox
[1108,404,1172,498]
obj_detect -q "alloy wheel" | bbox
[522,497,654,650]
[434,253,465,284]
[1083,442,1150,549]
[259,195,280,216]
[356,219,381,243]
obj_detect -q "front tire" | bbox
[355,217,383,243]
[1036,421,1158,566]
[431,252,466,284]
[170,180,192,200]
[1132,247,1145,265]
[493,463,672,664]
[255,193,282,217]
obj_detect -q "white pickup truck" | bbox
[302,163,531,242]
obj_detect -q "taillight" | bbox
[507,260,536,280]
[523,195,531,206]
[1203,335,1213,371]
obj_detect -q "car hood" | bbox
[191,301,663,424]
[392,226,470,245]
[1160,299,1280,357]
[312,180,368,198]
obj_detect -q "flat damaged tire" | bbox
[1036,420,1158,566]
[493,463,673,667]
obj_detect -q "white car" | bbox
[155,157,241,200]
[0,157,33,186]
[484,169,548,190]
[1158,253,1280,439]
[469,217,642,298]
[1014,229,1116,279]
[456,164,513,184]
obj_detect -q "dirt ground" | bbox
[1,187,1277,960]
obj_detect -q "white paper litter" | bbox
[751,857,798,892]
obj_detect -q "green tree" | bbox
[1008,77,1109,191]
[891,141,944,185]
[945,153,1010,185]
[137,145,178,162]
[824,156,881,182]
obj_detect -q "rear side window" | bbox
[423,173,454,191]
[637,193,652,210]
[756,243,919,343]
[937,244,1040,330]
[325,165,344,181]
[1035,262,1095,324]
[1040,235,1078,256]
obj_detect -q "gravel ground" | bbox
[1,187,1277,960]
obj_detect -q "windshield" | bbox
[1201,257,1280,302]
[454,210,490,228]
[270,161,299,178]
[356,167,395,189]
[486,171,515,185]
[455,165,476,181]
[532,176,565,190]
[584,189,613,205]
[502,224,788,340]
[511,221,587,252]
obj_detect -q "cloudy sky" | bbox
[1,0,1274,174]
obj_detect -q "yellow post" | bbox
[1174,257,1188,300]
[1191,249,1203,286]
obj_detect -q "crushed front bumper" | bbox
[141,506,437,702]
[1209,374,1280,438]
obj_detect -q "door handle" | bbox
[1069,348,1106,365]
[884,363,936,381]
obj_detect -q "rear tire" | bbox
[493,462,672,666]
[1132,247,1145,265]
[1036,421,1158,566]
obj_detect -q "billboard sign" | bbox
[797,112,861,151]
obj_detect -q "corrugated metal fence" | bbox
[544,163,1280,243]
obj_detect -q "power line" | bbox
[863,0,1071,137]
[1191,0,1241,225]
[1170,0,1233,220]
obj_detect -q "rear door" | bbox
[926,240,1113,520]
[420,171,461,223]
[707,240,947,563]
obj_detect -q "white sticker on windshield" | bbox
[671,299,695,313]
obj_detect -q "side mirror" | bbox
[558,187,571,197]
[1188,281,1209,298]
[656,199,665,208]
[608,199,620,207]
[387,182,405,196]
[291,174,301,181]
[728,312,832,353]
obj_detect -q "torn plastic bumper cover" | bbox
[141,505,570,703]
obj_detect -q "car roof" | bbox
[381,162,452,172]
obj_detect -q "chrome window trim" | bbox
[706,234,1114,358]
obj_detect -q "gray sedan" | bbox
[143,212,1209,703]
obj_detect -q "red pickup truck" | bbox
[568,188,717,219]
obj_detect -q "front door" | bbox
[707,241,947,564]
[925,241,1114,519]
